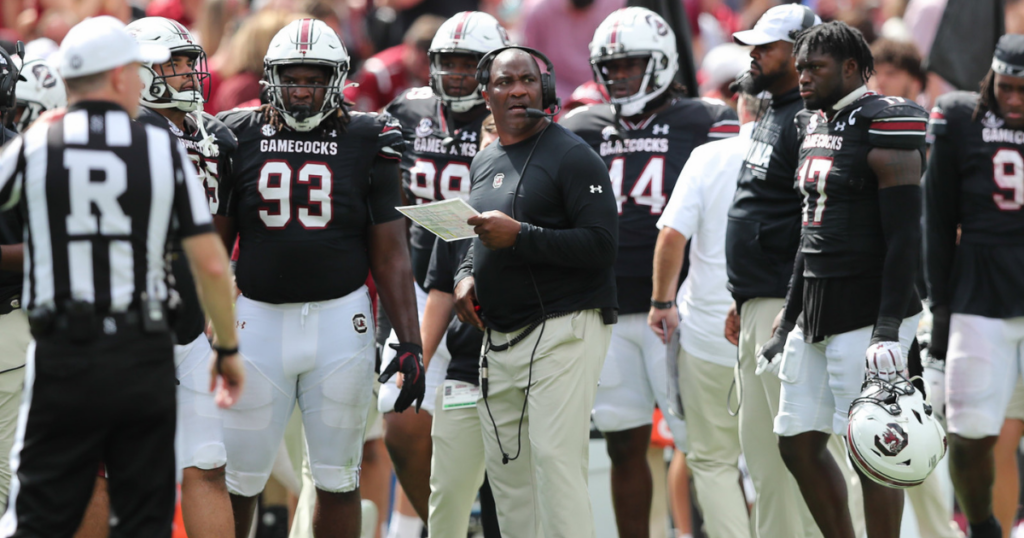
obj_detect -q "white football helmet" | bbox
[589,7,679,117]
[847,377,947,489]
[264,18,350,132]
[14,59,66,133]
[428,11,509,113]
[126,17,208,112]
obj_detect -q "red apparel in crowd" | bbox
[345,43,414,112]
[145,0,193,27]
[209,70,261,116]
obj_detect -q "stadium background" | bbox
[0,0,1017,536]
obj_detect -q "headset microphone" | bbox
[524,108,555,118]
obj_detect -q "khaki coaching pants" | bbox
[478,309,610,538]
[677,349,750,538]
[428,384,485,537]
[0,309,29,509]
[738,298,864,538]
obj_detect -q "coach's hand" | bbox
[454,276,484,331]
[468,211,520,249]
[379,342,426,412]
[648,305,679,344]
[209,352,245,409]
[724,302,740,346]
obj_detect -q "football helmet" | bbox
[847,376,947,489]
[264,18,350,132]
[126,17,208,112]
[14,59,66,133]
[589,7,679,117]
[428,11,509,113]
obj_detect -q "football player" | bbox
[376,11,509,523]
[559,8,738,538]
[925,34,1024,538]
[759,21,928,538]
[12,58,66,133]
[215,19,421,538]
[125,16,240,538]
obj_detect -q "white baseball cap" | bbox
[733,5,822,46]
[56,16,170,79]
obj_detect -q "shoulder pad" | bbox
[699,98,740,138]
[557,104,613,133]
[857,95,928,150]
[929,91,981,138]
[215,107,261,134]
[135,107,172,130]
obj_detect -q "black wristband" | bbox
[651,299,675,310]
[870,316,902,344]
[213,345,238,373]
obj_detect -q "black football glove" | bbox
[378,342,425,413]
[756,319,794,376]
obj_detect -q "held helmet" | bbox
[14,59,66,133]
[428,11,509,113]
[589,7,679,117]
[263,18,350,132]
[847,376,947,489]
[126,17,209,112]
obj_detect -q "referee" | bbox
[0,17,243,537]
[453,46,618,538]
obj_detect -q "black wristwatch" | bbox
[213,344,239,373]
[650,299,675,310]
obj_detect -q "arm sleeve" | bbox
[874,184,922,341]
[423,239,454,294]
[922,110,959,310]
[781,247,805,325]
[515,144,618,268]
[0,136,24,212]
[171,138,215,238]
[367,156,403,225]
[657,145,707,237]
[867,102,929,150]
[705,102,740,140]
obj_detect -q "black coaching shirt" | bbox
[925,92,1024,319]
[136,107,238,344]
[0,101,214,316]
[559,97,739,314]
[424,238,479,385]
[726,87,805,303]
[455,123,618,333]
[216,107,405,304]
[384,89,486,287]
[793,91,927,338]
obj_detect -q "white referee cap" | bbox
[733,4,821,46]
[56,16,170,79]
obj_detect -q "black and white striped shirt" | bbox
[0,101,214,314]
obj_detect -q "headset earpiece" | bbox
[475,45,559,111]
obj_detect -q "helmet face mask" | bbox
[428,12,510,114]
[593,53,654,101]
[271,64,337,122]
[143,50,210,112]
[847,376,947,489]
[14,59,67,133]
[263,18,350,132]
[589,7,679,117]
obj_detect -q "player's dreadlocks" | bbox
[973,69,998,121]
[792,21,875,83]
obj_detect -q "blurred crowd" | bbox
[5,0,1024,119]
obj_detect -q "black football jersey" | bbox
[559,97,739,313]
[217,107,405,304]
[925,91,1024,318]
[136,107,238,344]
[384,88,486,284]
[794,92,927,336]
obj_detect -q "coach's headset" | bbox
[475,45,560,116]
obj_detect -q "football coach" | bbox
[0,16,242,537]
[453,46,618,538]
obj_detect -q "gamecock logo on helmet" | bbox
[874,423,909,457]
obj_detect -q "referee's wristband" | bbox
[650,299,676,310]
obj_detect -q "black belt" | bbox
[486,311,574,353]
[29,303,167,343]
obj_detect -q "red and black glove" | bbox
[378,342,425,413]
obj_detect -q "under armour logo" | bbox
[236,320,246,329]
[835,122,846,131]
[590,185,603,193]
[461,131,477,142]
[329,130,338,138]
[652,124,670,135]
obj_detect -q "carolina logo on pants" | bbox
[352,314,368,334]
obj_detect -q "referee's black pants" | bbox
[1,329,176,538]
